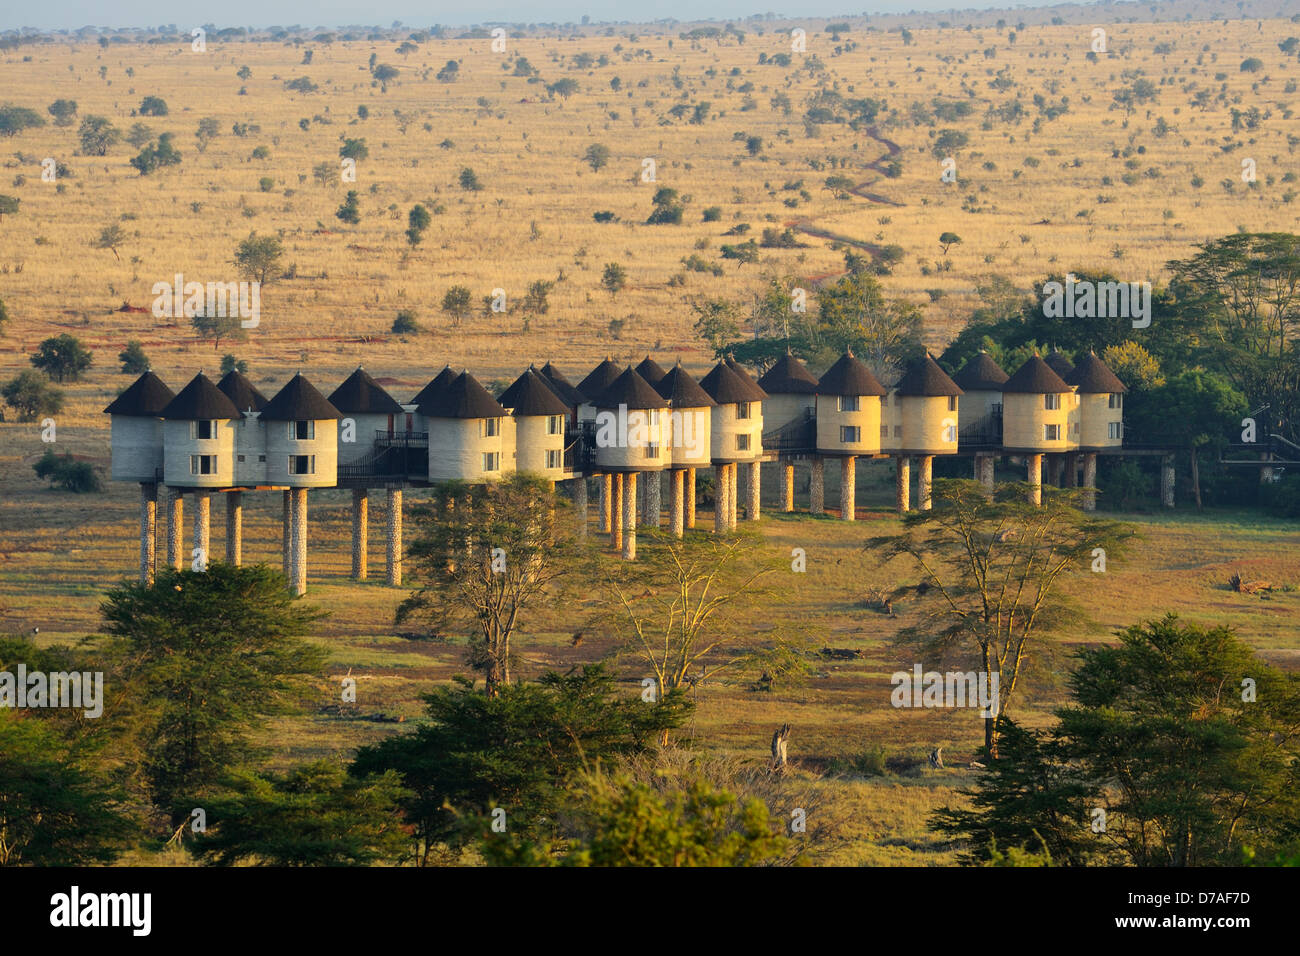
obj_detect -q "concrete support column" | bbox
[686,468,697,529]
[289,488,307,596]
[975,454,995,497]
[282,489,291,578]
[225,491,242,566]
[599,473,611,534]
[351,488,368,580]
[167,487,184,571]
[728,464,739,530]
[895,456,910,514]
[781,462,795,512]
[386,487,402,586]
[840,456,856,521]
[140,482,157,585]
[574,477,588,538]
[622,472,637,561]
[810,458,824,515]
[1082,453,1097,512]
[646,471,661,527]
[1064,453,1078,488]
[917,455,933,511]
[1160,454,1175,508]
[714,464,728,534]
[747,461,761,521]
[670,469,684,538]
[611,473,623,550]
[1027,454,1043,507]
[193,491,210,570]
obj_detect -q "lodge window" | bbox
[645,443,659,459]
[290,420,314,440]
[482,418,499,438]
[482,452,500,472]
[546,449,562,469]
[838,395,859,412]
[547,415,563,435]
[237,455,245,463]
[1044,424,1061,441]
[190,455,217,475]
[1108,422,1123,440]
[1044,394,1060,411]
[881,425,889,440]
[258,455,266,463]
[947,396,958,412]
[840,425,860,443]
[736,434,751,451]
[288,455,315,475]
[943,423,957,442]
[736,402,751,420]
[893,425,903,438]
[1108,394,1122,409]
[192,420,217,440]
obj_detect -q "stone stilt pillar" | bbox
[840,456,856,521]
[574,477,588,538]
[670,469,684,537]
[781,462,795,512]
[167,487,184,571]
[728,463,739,530]
[686,468,697,529]
[351,488,368,580]
[637,470,649,525]
[386,487,402,586]
[193,491,210,570]
[599,473,611,534]
[1082,453,1097,512]
[290,488,307,596]
[1027,454,1043,506]
[747,461,761,521]
[1048,455,1063,487]
[282,489,291,578]
[611,473,623,550]
[622,472,637,561]
[225,491,242,566]
[140,482,157,585]
[918,455,933,511]
[975,454,994,497]
[714,464,728,534]
[1064,453,1078,488]
[1160,454,1175,508]
[647,471,661,527]
[810,458,824,515]
[895,456,910,514]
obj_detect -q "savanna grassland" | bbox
[2,7,1300,864]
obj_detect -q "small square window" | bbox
[292,420,314,440]
[258,455,266,463]
[880,425,889,440]
[237,454,245,463]
[1044,424,1061,441]
[645,444,659,459]
[736,434,751,451]
[190,454,217,475]
[840,425,860,443]
[838,395,859,413]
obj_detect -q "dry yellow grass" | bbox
[2,16,1299,864]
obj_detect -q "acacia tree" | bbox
[234,232,284,284]
[397,474,587,697]
[31,334,93,382]
[101,564,326,818]
[869,479,1134,757]
[603,532,777,741]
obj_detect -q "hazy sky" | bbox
[7,0,1023,31]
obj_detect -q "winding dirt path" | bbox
[784,126,905,282]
